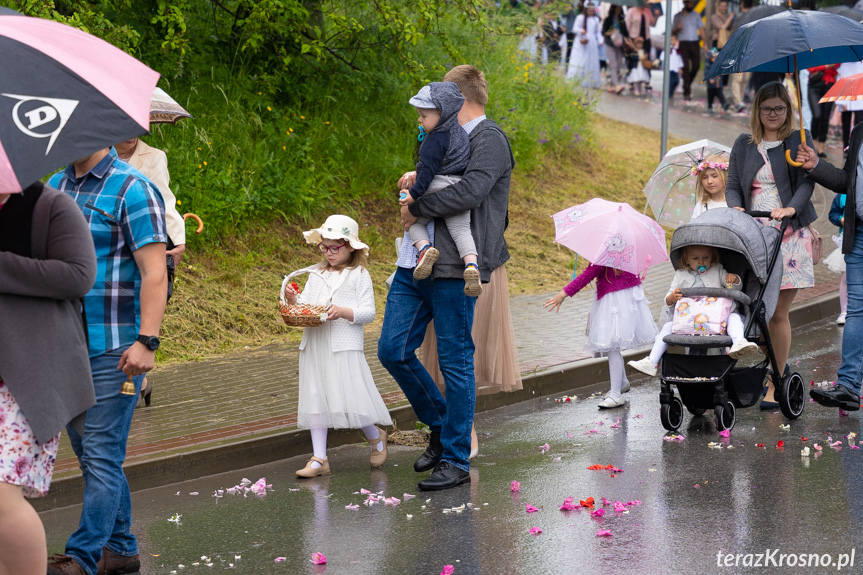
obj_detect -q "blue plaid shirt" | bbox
[49,148,167,358]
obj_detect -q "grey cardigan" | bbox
[0,187,97,444]
[805,124,863,254]
[408,119,515,282]
[725,130,818,231]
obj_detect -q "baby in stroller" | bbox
[629,243,761,377]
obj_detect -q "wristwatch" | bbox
[136,334,161,351]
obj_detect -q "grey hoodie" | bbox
[411,82,470,198]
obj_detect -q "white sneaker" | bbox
[598,396,627,409]
[837,313,847,325]
[628,357,657,377]
[728,340,760,360]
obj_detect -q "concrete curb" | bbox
[34,291,840,512]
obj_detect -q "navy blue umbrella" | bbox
[704,8,863,166]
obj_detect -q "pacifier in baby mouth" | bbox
[697,265,707,275]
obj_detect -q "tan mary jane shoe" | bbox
[296,456,330,478]
[368,427,388,468]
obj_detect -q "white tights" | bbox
[308,423,383,469]
[648,314,746,366]
[607,350,629,401]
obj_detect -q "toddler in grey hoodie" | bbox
[399,81,480,296]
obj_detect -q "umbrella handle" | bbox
[786,51,805,168]
[785,149,804,168]
[183,213,204,234]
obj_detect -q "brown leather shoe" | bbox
[47,554,87,575]
[97,547,141,575]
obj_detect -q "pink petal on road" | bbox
[559,497,578,511]
[596,530,613,537]
[839,408,850,417]
[591,508,605,518]
[360,488,372,494]
[601,497,611,506]
[719,429,730,438]
[613,501,627,513]
[529,526,543,535]
[510,480,521,492]
[440,566,454,575]
[311,552,327,565]
[403,493,416,500]
[275,557,286,563]
[345,503,359,510]
[526,504,539,513]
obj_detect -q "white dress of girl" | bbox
[297,267,392,430]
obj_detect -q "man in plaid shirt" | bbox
[47,148,167,575]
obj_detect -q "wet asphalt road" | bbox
[41,317,863,575]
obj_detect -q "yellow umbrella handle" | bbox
[183,213,204,234]
[786,48,805,168]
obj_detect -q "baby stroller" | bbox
[658,209,806,432]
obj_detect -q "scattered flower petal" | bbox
[529,526,543,535]
[801,447,810,457]
[311,552,327,565]
[719,429,730,438]
[510,481,521,492]
[345,503,359,510]
[596,530,613,537]
[275,557,286,563]
[540,443,551,454]
[776,440,784,448]
[591,508,605,517]
[440,566,455,575]
[579,497,595,508]
[559,497,578,511]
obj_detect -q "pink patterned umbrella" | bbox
[552,198,669,276]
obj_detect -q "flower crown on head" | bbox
[692,160,728,176]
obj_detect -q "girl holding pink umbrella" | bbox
[543,199,666,409]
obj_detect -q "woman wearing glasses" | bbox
[725,82,818,409]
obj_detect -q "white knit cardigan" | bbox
[296,264,376,352]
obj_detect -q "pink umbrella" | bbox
[0,8,160,193]
[552,198,669,276]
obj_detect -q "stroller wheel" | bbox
[660,396,684,431]
[687,406,707,417]
[714,401,736,432]
[778,372,805,420]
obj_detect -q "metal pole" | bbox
[660,0,674,159]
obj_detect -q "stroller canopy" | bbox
[669,208,782,324]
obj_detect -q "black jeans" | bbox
[678,40,701,98]
[707,85,726,110]
[808,80,835,143]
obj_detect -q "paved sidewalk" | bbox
[48,89,845,499]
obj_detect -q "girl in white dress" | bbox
[690,154,729,220]
[283,215,392,478]
[565,1,603,88]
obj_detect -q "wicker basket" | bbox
[278,303,328,327]
[279,266,332,328]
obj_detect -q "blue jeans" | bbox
[65,346,142,574]
[838,227,863,395]
[378,267,476,471]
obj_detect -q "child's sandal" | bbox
[296,456,330,478]
[368,427,388,468]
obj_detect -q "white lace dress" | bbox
[297,269,392,430]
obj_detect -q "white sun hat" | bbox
[303,214,369,256]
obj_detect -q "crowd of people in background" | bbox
[526,0,862,145]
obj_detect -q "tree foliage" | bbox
[9,0,525,100]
